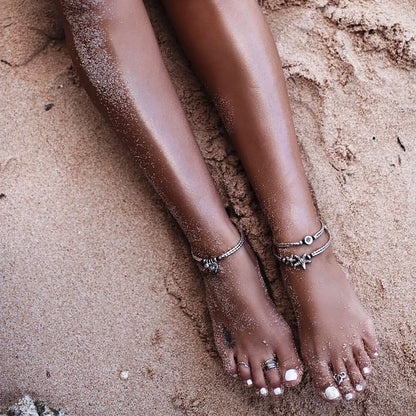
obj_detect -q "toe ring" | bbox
[237,361,250,369]
[263,358,278,372]
[333,371,348,385]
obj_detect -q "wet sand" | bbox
[1,0,415,414]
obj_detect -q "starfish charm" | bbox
[293,253,312,270]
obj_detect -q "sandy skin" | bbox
[162,0,380,402]
[198,231,303,396]
[55,0,380,404]
[276,233,379,402]
[3,0,416,414]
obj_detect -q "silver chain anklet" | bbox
[275,221,325,248]
[191,227,245,274]
[273,226,331,270]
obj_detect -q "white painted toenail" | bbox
[260,387,268,396]
[119,371,129,380]
[355,384,363,392]
[324,386,340,400]
[246,379,253,386]
[374,352,379,357]
[273,387,282,396]
[363,367,371,375]
[284,369,298,381]
[345,393,354,401]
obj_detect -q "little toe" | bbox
[332,359,356,401]
[310,360,342,402]
[354,346,372,378]
[225,350,238,377]
[362,323,380,359]
[217,342,237,377]
[213,322,238,377]
[236,355,253,387]
[250,357,269,396]
[345,356,366,393]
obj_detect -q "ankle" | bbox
[271,214,322,246]
[186,218,241,259]
[273,221,334,273]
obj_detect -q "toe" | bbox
[282,366,302,387]
[262,357,283,396]
[354,345,372,378]
[216,342,237,377]
[213,322,237,377]
[273,336,303,387]
[250,357,269,396]
[264,368,283,396]
[332,358,356,401]
[345,356,366,393]
[362,320,380,359]
[223,349,237,377]
[309,360,342,402]
[236,354,253,387]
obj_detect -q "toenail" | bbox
[373,352,379,357]
[259,387,268,396]
[273,387,282,396]
[284,369,298,381]
[355,384,363,392]
[119,370,129,380]
[232,373,238,378]
[345,393,354,401]
[363,367,371,375]
[246,379,253,386]
[324,386,340,401]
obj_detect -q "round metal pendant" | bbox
[304,235,314,245]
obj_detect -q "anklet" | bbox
[275,221,325,248]
[273,226,331,270]
[191,227,245,274]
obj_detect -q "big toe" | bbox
[309,359,342,402]
[273,334,303,387]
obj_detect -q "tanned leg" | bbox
[162,0,379,402]
[57,0,302,397]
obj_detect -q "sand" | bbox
[1,0,415,415]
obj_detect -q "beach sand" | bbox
[1,0,415,414]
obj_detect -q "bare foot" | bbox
[196,229,303,397]
[275,227,379,402]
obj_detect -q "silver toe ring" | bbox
[334,371,348,385]
[237,361,250,369]
[263,358,278,372]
